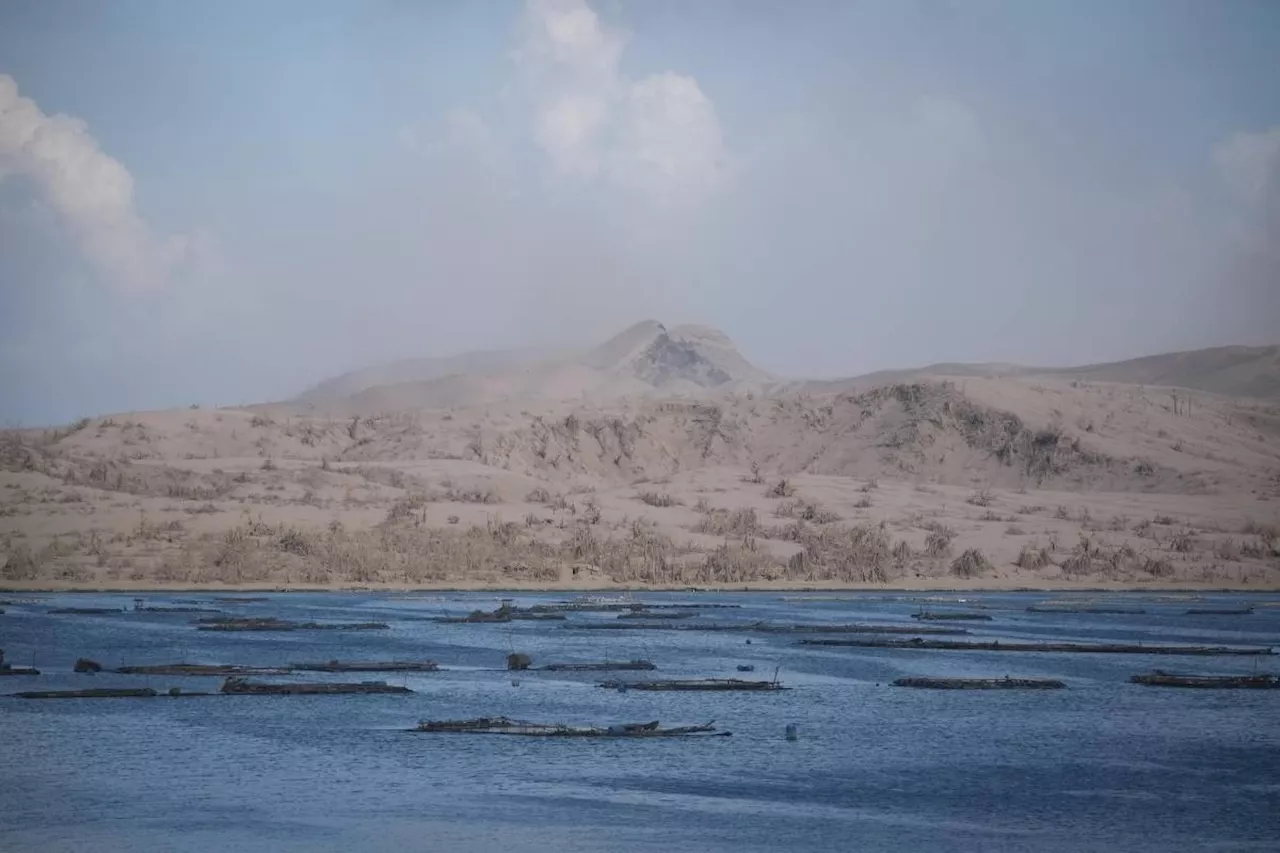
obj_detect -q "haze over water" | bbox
[3,591,1278,852]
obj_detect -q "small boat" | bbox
[1130,671,1279,689]
[412,717,728,737]
[0,666,40,676]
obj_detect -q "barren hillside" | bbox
[3,324,1279,590]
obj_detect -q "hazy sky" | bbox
[1,0,1278,424]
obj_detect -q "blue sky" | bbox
[1,0,1278,424]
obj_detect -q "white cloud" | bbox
[1212,126,1280,208]
[519,0,729,205]
[0,73,192,293]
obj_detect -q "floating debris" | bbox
[412,717,728,737]
[566,621,967,635]
[507,652,533,671]
[14,688,160,699]
[195,617,389,632]
[219,677,412,695]
[114,663,293,676]
[892,676,1066,690]
[1130,670,1279,688]
[74,658,103,673]
[800,638,1275,655]
[539,660,656,672]
[1185,607,1254,616]
[597,678,787,691]
[289,660,439,673]
[1026,606,1147,615]
[737,664,755,672]
[785,723,799,741]
[912,612,993,621]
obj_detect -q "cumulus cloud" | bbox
[519,0,729,204]
[0,73,191,293]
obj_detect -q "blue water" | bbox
[3,591,1279,852]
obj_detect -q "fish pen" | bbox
[14,688,162,699]
[288,660,440,673]
[412,717,728,737]
[47,607,124,615]
[892,676,1066,690]
[112,663,293,676]
[799,638,1275,655]
[1184,607,1254,616]
[1130,671,1279,688]
[538,660,657,672]
[597,678,787,691]
[1026,606,1148,614]
[195,618,389,632]
[218,678,413,695]
[566,621,968,635]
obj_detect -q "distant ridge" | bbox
[298,324,1280,412]
[831,345,1280,400]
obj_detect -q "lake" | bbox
[2,591,1278,852]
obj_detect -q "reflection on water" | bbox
[2,591,1279,852]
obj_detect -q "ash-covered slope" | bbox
[299,321,772,412]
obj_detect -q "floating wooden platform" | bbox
[289,660,439,673]
[912,612,993,621]
[195,618,389,632]
[799,638,1275,655]
[1130,671,1279,688]
[1026,606,1147,614]
[219,677,412,695]
[413,717,728,737]
[598,678,786,691]
[567,621,967,635]
[892,676,1065,690]
[538,660,656,672]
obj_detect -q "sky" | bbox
[1,0,1278,425]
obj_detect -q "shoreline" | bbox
[4,580,1278,594]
